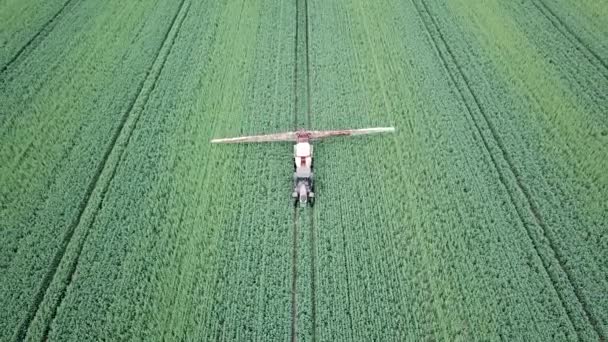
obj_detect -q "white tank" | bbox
[295,142,311,157]
[294,142,313,168]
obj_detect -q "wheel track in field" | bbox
[0,0,78,77]
[292,0,317,339]
[411,0,603,340]
[303,0,317,339]
[303,0,312,130]
[291,0,299,338]
[291,208,299,342]
[42,3,192,339]
[309,208,317,342]
[292,0,300,130]
[530,0,608,80]
[14,1,191,340]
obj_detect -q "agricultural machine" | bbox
[211,127,395,207]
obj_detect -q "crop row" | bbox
[531,0,608,70]
[35,0,298,340]
[423,0,607,338]
[308,0,605,340]
[1,0,606,340]
[0,0,73,72]
[0,0,187,340]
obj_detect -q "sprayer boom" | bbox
[210,127,394,144]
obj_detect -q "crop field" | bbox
[0,0,606,340]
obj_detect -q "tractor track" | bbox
[40,3,191,340]
[292,0,300,130]
[291,208,299,342]
[0,0,78,77]
[292,0,317,340]
[309,208,317,342]
[291,0,299,338]
[303,0,317,340]
[13,1,191,340]
[411,0,603,340]
[303,0,312,129]
[530,0,608,80]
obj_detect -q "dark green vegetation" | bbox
[1,0,606,340]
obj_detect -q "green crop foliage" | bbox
[0,0,606,341]
[0,0,71,69]
[0,0,195,339]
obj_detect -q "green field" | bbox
[1,0,606,340]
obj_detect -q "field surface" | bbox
[1,0,606,341]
